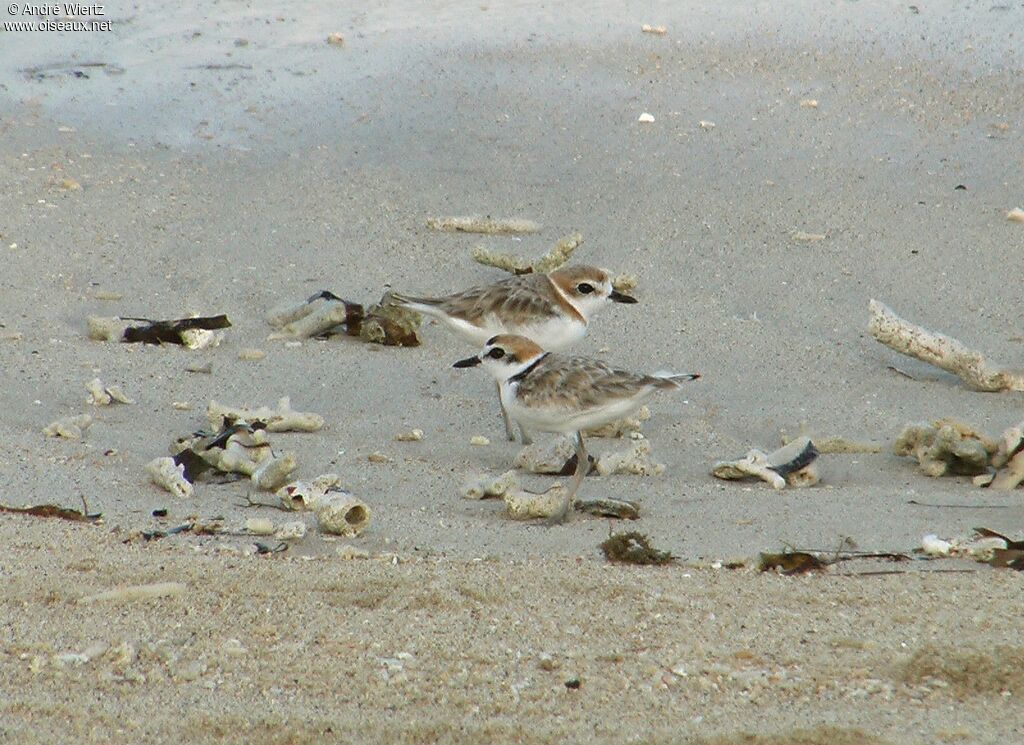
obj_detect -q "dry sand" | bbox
[2,1,1024,742]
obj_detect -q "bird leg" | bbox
[548,432,588,525]
[497,381,516,442]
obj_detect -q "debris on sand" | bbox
[462,470,519,500]
[275,475,370,536]
[758,551,826,574]
[792,230,826,242]
[918,528,1020,563]
[87,314,230,348]
[893,420,997,477]
[267,290,421,346]
[426,215,541,235]
[469,435,491,447]
[799,98,819,108]
[504,484,569,520]
[712,437,820,489]
[514,438,578,474]
[43,413,93,439]
[326,32,345,46]
[394,429,424,442]
[1007,208,1024,223]
[641,24,667,35]
[600,532,674,565]
[975,422,1024,489]
[638,112,655,123]
[358,296,422,347]
[86,378,134,406]
[868,299,1024,391]
[0,503,102,523]
[594,440,665,476]
[277,473,344,510]
[207,397,324,432]
[515,437,661,477]
[471,232,582,275]
[312,491,371,536]
[146,457,194,498]
[574,498,640,520]
[266,291,364,339]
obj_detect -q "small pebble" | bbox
[470,435,490,446]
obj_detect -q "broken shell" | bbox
[314,493,371,536]
[395,429,424,442]
[638,112,655,123]
[146,457,194,498]
[504,485,568,520]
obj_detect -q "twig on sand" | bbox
[867,299,1024,391]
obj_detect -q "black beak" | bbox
[453,355,481,368]
[609,289,638,304]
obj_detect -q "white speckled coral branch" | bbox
[867,299,1024,392]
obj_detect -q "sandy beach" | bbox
[2,1,1023,742]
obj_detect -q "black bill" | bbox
[609,290,638,304]
[453,355,481,368]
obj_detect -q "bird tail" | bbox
[384,291,443,315]
[650,371,701,389]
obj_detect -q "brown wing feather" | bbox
[515,355,658,411]
[437,274,560,323]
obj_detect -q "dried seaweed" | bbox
[0,503,102,523]
[120,314,231,345]
[575,498,640,520]
[600,531,674,565]
[989,549,1024,570]
[758,551,826,574]
[973,527,1024,550]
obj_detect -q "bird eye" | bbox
[488,347,506,359]
[577,282,595,294]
